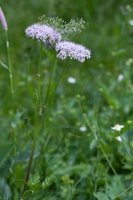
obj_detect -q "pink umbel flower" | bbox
[55,41,91,62]
[25,23,62,46]
[0,7,8,31]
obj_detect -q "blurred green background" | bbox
[0,0,133,199]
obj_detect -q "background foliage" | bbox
[0,0,133,199]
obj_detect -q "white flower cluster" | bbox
[25,19,91,62]
[55,41,91,62]
[25,23,62,45]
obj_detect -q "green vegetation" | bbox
[0,0,133,199]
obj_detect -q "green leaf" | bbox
[20,190,33,200]
[0,178,12,200]
[15,150,39,163]
[94,191,110,200]
[27,172,41,191]
[42,175,55,189]
[0,60,9,71]
[0,143,14,163]
[99,83,119,109]
[0,159,12,177]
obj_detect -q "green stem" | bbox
[44,58,69,109]
[120,135,133,161]
[83,113,117,175]
[6,31,16,155]
[6,31,14,111]
[127,125,133,161]
[21,43,43,197]
[44,53,56,106]
[81,111,126,191]
[38,42,43,104]
[48,58,69,103]
[21,116,41,197]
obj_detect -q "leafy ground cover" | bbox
[0,0,133,199]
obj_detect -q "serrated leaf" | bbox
[20,190,33,200]
[29,172,40,185]
[27,182,41,191]
[42,175,55,189]
[27,172,41,191]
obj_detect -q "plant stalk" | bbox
[6,30,16,155]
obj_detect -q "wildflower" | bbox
[116,136,122,142]
[67,77,76,84]
[129,20,133,26]
[25,23,62,46]
[111,124,124,132]
[79,126,87,132]
[117,74,124,82]
[55,41,91,62]
[0,7,8,31]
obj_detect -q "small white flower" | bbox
[117,74,124,82]
[67,77,76,84]
[129,20,133,26]
[116,136,122,142]
[79,126,86,132]
[111,124,124,132]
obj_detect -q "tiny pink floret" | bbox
[0,7,8,31]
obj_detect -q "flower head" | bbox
[111,124,124,132]
[55,41,91,62]
[0,7,8,31]
[25,23,62,46]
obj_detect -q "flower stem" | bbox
[44,53,56,106]
[78,101,125,189]
[38,42,43,104]
[6,30,16,155]
[21,116,41,197]
[127,125,133,161]
[48,58,69,103]
[44,58,69,109]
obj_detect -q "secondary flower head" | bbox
[55,41,91,62]
[25,23,62,46]
[111,124,124,132]
[0,7,8,31]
